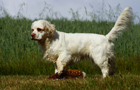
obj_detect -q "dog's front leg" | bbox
[56,52,71,75]
[53,63,58,74]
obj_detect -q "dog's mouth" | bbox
[31,37,38,40]
[31,36,35,40]
[31,36,41,41]
[31,33,37,40]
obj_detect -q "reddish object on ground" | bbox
[47,73,59,79]
[47,69,86,79]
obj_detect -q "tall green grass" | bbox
[0,5,140,76]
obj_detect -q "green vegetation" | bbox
[0,15,140,76]
[0,4,140,89]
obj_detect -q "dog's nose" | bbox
[31,33,36,39]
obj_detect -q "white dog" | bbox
[31,7,133,78]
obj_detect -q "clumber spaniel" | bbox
[31,7,133,78]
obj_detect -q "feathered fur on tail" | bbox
[106,7,133,41]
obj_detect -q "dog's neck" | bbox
[37,31,59,54]
[38,37,51,53]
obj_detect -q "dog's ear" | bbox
[44,22,56,38]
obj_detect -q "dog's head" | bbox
[31,20,55,40]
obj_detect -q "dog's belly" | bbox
[67,54,92,66]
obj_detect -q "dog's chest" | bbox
[38,39,58,63]
[44,49,58,63]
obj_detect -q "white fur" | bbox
[82,71,86,78]
[31,7,133,78]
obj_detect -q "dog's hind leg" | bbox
[100,61,109,78]
[92,54,110,78]
[93,57,115,78]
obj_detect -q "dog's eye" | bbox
[31,29,34,32]
[37,28,42,32]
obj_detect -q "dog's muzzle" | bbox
[31,33,36,40]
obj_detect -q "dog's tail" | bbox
[106,7,133,42]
